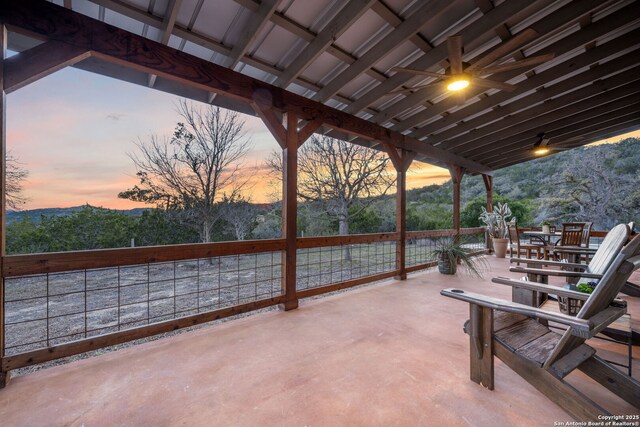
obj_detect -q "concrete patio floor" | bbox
[0,257,637,426]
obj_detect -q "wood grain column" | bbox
[252,104,321,311]
[482,174,494,252]
[281,112,299,310]
[449,165,466,239]
[395,168,407,279]
[383,145,415,280]
[482,174,493,213]
[0,25,9,389]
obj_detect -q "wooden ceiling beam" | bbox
[3,40,90,93]
[487,123,640,170]
[430,31,640,148]
[148,0,182,88]
[224,0,280,69]
[483,112,640,167]
[312,0,455,102]
[360,0,578,125]
[466,97,640,161]
[396,1,636,136]
[407,2,640,139]
[87,0,391,95]
[442,55,640,153]
[371,1,434,54]
[275,0,375,88]
[232,0,389,85]
[342,0,541,116]
[0,0,491,174]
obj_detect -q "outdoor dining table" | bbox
[522,230,562,246]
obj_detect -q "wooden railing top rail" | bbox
[518,227,608,238]
[297,232,399,249]
[2,238,286,277]
[3,228,491,277]
[406,227,485,239]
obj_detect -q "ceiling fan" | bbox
[532,132,573,155]
[390,29,554,96]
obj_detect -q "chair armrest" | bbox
[440,288,626,339]
[491,277,589,300]
[552,246,598,254]
[509,258,588,270]
[508,266,602,279]
[587,306,627,338]
[440,288,592,333]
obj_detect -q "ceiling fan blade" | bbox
[474,54,555,75]
[387,82,441,95]
[391,67,445,78]
[466,28,539,73]
[447,35,463,74]
[471,77,517,92]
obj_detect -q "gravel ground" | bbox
[5,239,483,377]
[11,269,405,378]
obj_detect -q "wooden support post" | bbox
[482,173,493,251]
[449,165,466,240]
[482,174,493,213]
[382,144,415,280]
[469,304,494,390]
[0,24,9,389]
[395,167,407,280]
[252,104,322,310]
[281,112,299,311]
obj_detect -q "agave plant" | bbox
[479,202,513,239]
[428,237,488,277]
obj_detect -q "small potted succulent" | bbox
[541,220,552,234]
[479,202,513,258]
[428,237,487,276]
[558,281,596,316]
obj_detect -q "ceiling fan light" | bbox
[533,147,550,155]
[447,78,469,91]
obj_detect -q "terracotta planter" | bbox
[542,225,550,234]
[492,238,509,258]
[438,254,457,275]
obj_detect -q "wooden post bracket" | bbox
[382,144,416,280]
[251,106,323,310]
[3,40,90,94]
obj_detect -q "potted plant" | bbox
[428,237,487,276]
[479,202,513,258]
[558,281,596,316]
[541,220,552,234]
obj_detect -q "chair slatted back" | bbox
[585,224,629,276]
[560,223,585,246]
[544,234,640,368]
[507,222,519,246]
[580,222,593,247]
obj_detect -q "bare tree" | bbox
[120,100,252,242]
[6,152,29,210]
[541,146,639,229]
[222,197,259,240]
[267,135,394,259]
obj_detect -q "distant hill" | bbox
[7,138,638,231]
[407,137,640,228]
[6,205,150,224]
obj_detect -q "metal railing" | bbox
[1,228,486,371]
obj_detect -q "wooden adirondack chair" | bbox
[440,234,640,420]
[507,224,632,298]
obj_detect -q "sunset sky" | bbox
[7,67,638,210]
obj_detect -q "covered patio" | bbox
[0,257,637,426]
[1,0,639,424]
